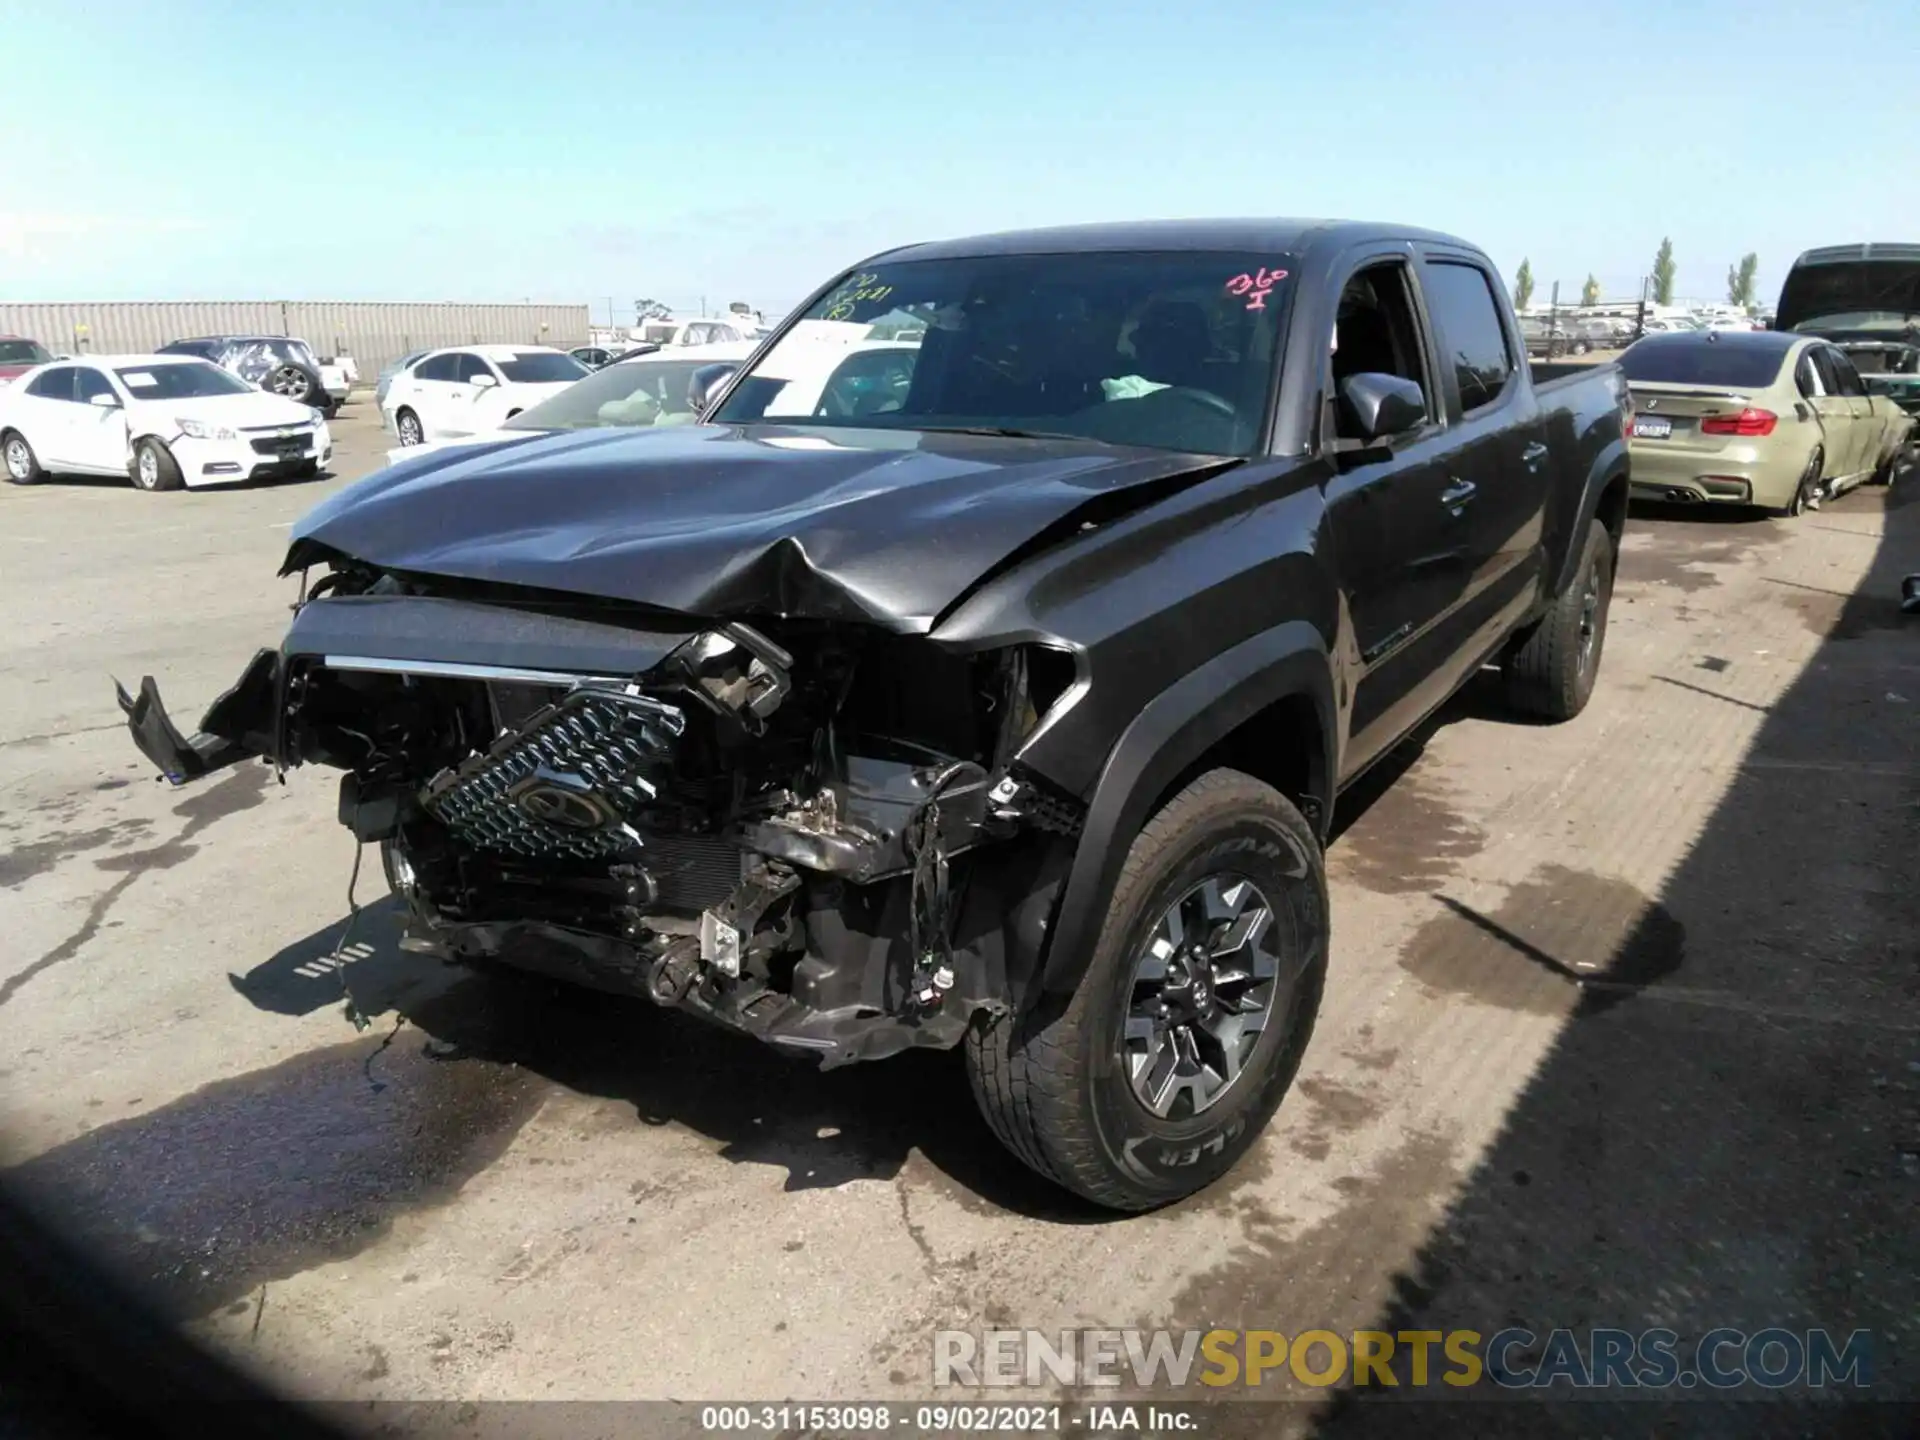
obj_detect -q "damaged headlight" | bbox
[176,418,237,441]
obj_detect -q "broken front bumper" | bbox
[115,647,281,784]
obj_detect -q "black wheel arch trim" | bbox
[1547,438,1629,602]
[1033,619,1335,999]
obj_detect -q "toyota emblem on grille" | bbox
[509,769,614,830]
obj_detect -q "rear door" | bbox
[405,352,465,437]
[18,365,81,465]
[1412,252,1546,653]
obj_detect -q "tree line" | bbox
[1511,241,1761,310]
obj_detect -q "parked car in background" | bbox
[0,354,331,491]
[1776,241,1920,421]
[1520,315,1580,356]
[569,346,620,369]
[634,316,762,349]
[374,349,434,409]
[382,341,756,464]
[156,335,346,418]
[382,344,589,446]
[0,336,57,388]
[1620,330,1911,514]
[121,217,1630,1210]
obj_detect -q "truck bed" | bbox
[1531,357,1621,391]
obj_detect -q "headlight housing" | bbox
[176,418,236,441]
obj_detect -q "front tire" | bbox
[1502,515,1615,721]
[131,437,183,492]
[395,408,424,447]
[965,769,1328,1211]
[2,430,44,485]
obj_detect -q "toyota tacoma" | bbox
[117,219,1630,1210]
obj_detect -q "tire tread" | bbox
[966,769,1323,1210]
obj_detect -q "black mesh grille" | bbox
[421,686,686,860]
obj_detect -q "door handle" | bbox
[1521,441,1549,465]
[1441,478,1477,507]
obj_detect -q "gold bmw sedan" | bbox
[1621,330,1912,515]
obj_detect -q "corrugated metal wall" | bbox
[0,301,591,379]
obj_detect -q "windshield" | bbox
[496,352,589,384]
[711,250,1295,456]
[115,362,255,398]
[504,356,725,431]
[0,339,52,365]
[1619,337,1787,388]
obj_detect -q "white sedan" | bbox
[381,341,757,464]
[382,344,589,447]
[0,354,332,492]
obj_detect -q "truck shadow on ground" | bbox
[1294,480,1920,1435]
[8,898,1121,1321]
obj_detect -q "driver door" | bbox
[1319,256,1478,779]
[450,352,504,434]
[68,367,131,473]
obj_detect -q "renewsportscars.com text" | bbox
[933,1327,1874,1391]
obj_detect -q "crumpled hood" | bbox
[287,423,1231,632]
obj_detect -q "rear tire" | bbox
[265,362,320,406]
[1503,516,1614,722]
[2,430,44,485]
[396,408,424,447]
[1780,447,1823,517]
[131,437,183,492]
[964,769,1328,1211]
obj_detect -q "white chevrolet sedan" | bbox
[381,343,588,447]
[0,355,332,492]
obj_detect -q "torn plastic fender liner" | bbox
[115,647,280,785]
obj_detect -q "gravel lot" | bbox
[1,401,1915,1431]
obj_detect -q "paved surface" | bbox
[2,404,1915,1431]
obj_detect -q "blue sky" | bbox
[4,0,1915,317]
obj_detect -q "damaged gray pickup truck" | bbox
[118,220,1630,1210]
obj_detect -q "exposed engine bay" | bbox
[121,558,1090,1066]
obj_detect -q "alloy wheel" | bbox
[4,438,29,480]
[1120,874,1286,1120]
[1577,560,1603,675]
[269,365,311,403]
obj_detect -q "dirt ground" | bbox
[1,405,1914,1434]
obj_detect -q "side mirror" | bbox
[1338,373,1426,443]
[89,392,121,409]
[469,372,499,389]
[688,363,740,415]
